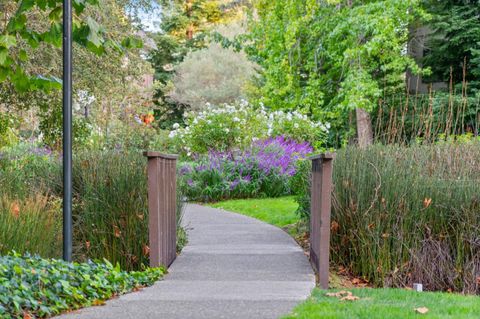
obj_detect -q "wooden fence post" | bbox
[309,153,335,289]
[143,151,178,268]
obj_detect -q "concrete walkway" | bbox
[60,204,315,319]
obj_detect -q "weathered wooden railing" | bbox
[144,152,178,268]
[309,153,335,289]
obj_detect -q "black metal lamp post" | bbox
[62,0,73,262]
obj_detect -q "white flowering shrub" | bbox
[168,101,329,154]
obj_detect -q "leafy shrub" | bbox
[169,43,257,109]
[0,113,18,149]
[169,101,329,154]
[180,136,313,201]
[296,143,480,294]
[0,253,164,318]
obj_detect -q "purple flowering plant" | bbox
[179,136,313,201]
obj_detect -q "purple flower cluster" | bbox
[253,136,313,176]
[179,136,313,201]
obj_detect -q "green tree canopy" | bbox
[245,0,426,143]
[422,0,480,92]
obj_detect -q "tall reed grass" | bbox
[0,148,186,271]
[295,143,480,294]
[374,74,480,144]
[332,144,480,293]
[0,195,61,257]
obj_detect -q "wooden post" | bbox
[309,153,335,289]
[144,151,178,268]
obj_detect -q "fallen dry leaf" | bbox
[143,244,150,256]
[92,299,106,306]
[331,221,340,233]
[10,202,20,219]
[415,307,429,314]
[113,225,121,238]
[326,291,353,298]
[423,198,432,208]
[23,312,33,319]
[341,295,360,301]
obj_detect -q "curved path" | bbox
[60,204,315,319]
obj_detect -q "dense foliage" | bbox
[169,101,329,154]
[295,143,480,294]
[0,146,186,270]
[0,253,164,318]
[179,136,313,201]
[150,0,247,128]
[0,0,143,92]
[423,0,480,92]
[245,0,425,144]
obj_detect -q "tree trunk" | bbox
[356,108,373,148]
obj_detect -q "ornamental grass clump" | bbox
[180,136,313,201]
[0,146,187,271]
[296,143,480,294]
[0,195,61,258]
[0,253,164,318]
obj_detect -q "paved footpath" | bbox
[60,204,315,319]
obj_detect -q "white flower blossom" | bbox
[173,123,180,129]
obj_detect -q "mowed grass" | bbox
[284,288,480,319]
[209,196,299,227]
[209,197,480,318]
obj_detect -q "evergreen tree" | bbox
[423,0,480,92]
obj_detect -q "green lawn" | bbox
[209,197,480,318]
[209,196,299,227]
[284,288,480,319]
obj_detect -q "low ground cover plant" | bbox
[179,136,313,201]
[295,143,480,294]
[0,253,164,318]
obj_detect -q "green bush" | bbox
[0,253,164,318]
[168,101,329,154]
[296,143,480,294]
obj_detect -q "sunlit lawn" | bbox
[284,288,480,319]
[209,196,299,228]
